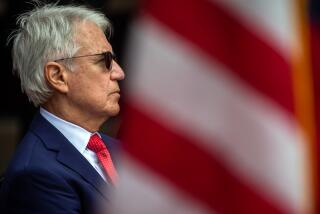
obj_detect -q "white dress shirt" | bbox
[40,107,107,182]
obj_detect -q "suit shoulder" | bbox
[4,130,53,179]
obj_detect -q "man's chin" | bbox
[106,105,120,117]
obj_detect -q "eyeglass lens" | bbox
[104,52,115,70]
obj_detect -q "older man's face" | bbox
[66,21,125,123]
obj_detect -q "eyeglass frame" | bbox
[54,51,116,70]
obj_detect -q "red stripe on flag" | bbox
[310,23,320,213]
[120,103,290,214]
[141,0,294,114]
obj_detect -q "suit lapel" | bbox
[56,142,109,199]
[29,112,109,199]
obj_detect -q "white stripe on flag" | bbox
[108,156,213,214]
[211,0,298,57]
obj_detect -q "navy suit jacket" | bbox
[0,112,119,214]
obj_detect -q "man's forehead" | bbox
[74,22,112,54]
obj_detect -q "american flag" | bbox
[109,0,318,213]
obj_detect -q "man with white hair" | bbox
[0,2,125,213]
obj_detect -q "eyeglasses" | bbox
[54,51,116,70]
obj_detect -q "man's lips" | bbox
[110,90,120,95]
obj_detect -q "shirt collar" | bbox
[40,107,100,154]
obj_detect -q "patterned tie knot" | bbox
[87,134,106,153]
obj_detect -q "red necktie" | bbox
[87,134,118,185]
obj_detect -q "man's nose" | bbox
[110,61,125,80]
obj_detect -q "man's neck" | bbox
[42,99,107,132]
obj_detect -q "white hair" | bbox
[9,2,112,106]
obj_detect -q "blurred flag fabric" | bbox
[309,0,320,213]
[109,0,319,213]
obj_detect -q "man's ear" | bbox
[44,62,69,93]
